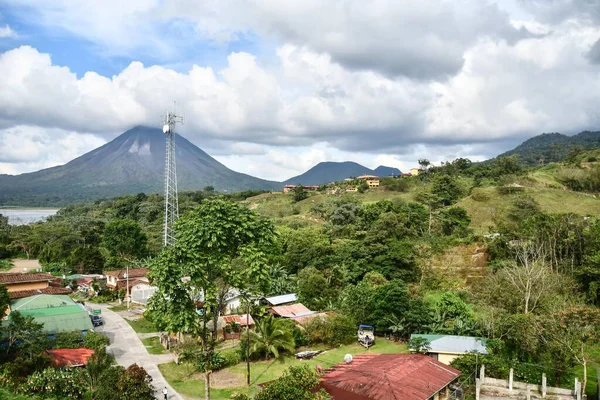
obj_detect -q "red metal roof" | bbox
[321,353,460,400]
[46,348,95,367]
[104,268,148,279]
[290,311,331,326]
[222,314,255,326]
[0,273,54,284]
[269,303,311,317]
[9,287,72,299]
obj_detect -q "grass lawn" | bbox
[126,318,158,334]
[159,339,408,400]
[458,186,600,234]
[142,336,167,355]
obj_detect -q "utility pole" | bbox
[246,297,251,386]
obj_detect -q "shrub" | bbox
[304,314,356,347]
[470,190,490,202]
[22,367,87,399]
[83,331,110,351]
[0,354,51,389]
[53,331,83,349]
[221,349,241,368]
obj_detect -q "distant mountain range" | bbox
[4,126,599,206]
[0,126,280,206]
[283,162,401,185]
[497,131,600,166]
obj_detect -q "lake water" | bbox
[0,209,59,225]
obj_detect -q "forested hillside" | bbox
[496,130,600,166]
[2,152,600,396]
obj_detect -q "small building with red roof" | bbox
[103,268,149,290]
[320,353,461,400]
[268,303,313,318]
[46,348,95,368]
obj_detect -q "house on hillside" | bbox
[410,334,488,365]
[0,273,71,300]
[220,314,255,340]
[320,353,461,400]
[46,348,95,368]
[410,168,424,176]
[268,303,315,318]
[104,268,149,290]
[7,294,93,333]
[261,293,298,307]
[356,175,380,188]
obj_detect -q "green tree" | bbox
[204,186,215,192]
[102,219,148,261]
[431,175,463,206]
[438,206,471,237]
[0,284,9,319]
[147,199,276,398]
[293,186,309,202]
[297,267,336,310]
[408,337,431,354]
[246,315,295,360]
[114,364,155,400]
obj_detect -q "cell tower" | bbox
[162,106,183,247]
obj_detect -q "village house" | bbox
[410,167,424,176]
[0,273,71,300]
[220,314,255,340]
[320,353,461,400]
[7,294,93,333]
[410,334,488,365]
[356,175,380,188]
[130,280,158,305]
[268,303,315,318]
[104,268,149,290]
[261,293,298,307]
[46,348,95,368]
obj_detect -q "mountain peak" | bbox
[284,162,401,185]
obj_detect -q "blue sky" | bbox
[0,1,599,180]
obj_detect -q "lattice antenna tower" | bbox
[162,104,184,247]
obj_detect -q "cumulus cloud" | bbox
[8,0,533,80]
[0,25,16,38]
[0,125,105,174]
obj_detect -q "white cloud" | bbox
[0,25,16,38]
[2,1,600,179]
[0,125,105,174]
[7,0,532,79]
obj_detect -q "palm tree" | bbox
[386,314,407,341]
[248,315,295,360]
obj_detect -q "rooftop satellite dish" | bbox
[163,124,170,134]
[344,354,353,364]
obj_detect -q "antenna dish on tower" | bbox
[163,124,170,134]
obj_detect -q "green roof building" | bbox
[9,294,93,333]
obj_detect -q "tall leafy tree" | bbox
[102,219,148,261]
[147,199,276,399]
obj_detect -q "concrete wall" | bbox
[437,353,459,365]
[6,281,47,292]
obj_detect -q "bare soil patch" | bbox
[9,259,42,273]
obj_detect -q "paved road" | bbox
[91,304,183,400]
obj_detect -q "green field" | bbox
[458,186,600,234]
[126,318,158,334]
[159,340,408,400]
[142,336,167,355]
